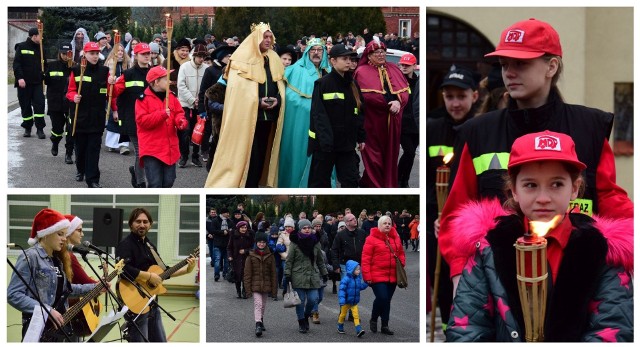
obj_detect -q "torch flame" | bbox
[529,214,562,238]
[165,13,170,18]
[443,153,454,165]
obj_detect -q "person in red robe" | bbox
[354,40,410,188]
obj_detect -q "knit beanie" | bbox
[311,219,322,228]
[28,209,71,246]
[64,214,83,237]
[298,219,312,229]
[255,232,269,243]
[284,217,295,228]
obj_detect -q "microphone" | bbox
[7,243,22,249]
[68,244,99,256]
[82,241,108,255]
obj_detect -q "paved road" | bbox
[206,249,420,342]
[8,85,419,188]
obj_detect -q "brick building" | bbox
[381,7,419,38]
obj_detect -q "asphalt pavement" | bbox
[206,249,420,342]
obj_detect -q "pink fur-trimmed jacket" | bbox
[446,199,633,342]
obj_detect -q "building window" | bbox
[178,195,199,257]
[7,195,51,247]
[70,195,161,247]
[399,19,411,38]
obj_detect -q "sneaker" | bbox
[356,325,365,337]
[107,147,118,152]
[120,146,130,155]
[179,156,188,168]
[337,323,345,334]
[192,157,203,167]
[312,312,320,324]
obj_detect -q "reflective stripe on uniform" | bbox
[354,108,359,115]
[50,130,63,137]
[322,92,344,100]
[75,76,92,82]
[428,145,453,158]
[472,152,510,175]
[33,113,45,118]
[49,71,64,76]
[22,115,34,121]
[568,198,594,216]
[125,81,145,88]
[100,88,107,94]
[21,50,35,55]
[308,130,316,139]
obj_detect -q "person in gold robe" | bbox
[205,22,285,187]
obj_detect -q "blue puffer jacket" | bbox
[338,260,369,306]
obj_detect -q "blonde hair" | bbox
[378,215,392,229]
[104,43,130,72]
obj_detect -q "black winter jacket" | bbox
[330,228,367,270]
[13,38,45,86]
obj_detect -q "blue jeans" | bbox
[294,288,319,320]
[143,156,176,188]
[207,239,215,267]
[213,246,228,277]
[126,305,167,342]
[312,285,325,312]
[370,282,396,323]
[340,264,347,279]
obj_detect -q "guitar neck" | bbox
[61,268,118,324]
[158,247,199,281]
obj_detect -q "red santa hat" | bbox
[65,214,83,237]
[27,209,71,246]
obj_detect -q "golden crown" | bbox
[250,22,271,33]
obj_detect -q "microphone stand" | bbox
[80,253,124,310]
[7,258,73,342]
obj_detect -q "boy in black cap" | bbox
[426,66,478,333]
[13,27,47,139]
[44,43,75,162]
[307,44,365,188]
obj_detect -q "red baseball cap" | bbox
[485,18,562,59]
[134,42,151,55]
[83,42,100,52]
[508,130,586,174]
[399,53,416,65]
[146,65,173,83]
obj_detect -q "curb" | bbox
[9,102,19,113]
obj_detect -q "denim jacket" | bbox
[8,244,95,314]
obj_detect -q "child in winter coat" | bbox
[446,131,633,342]
[337,260,369,337]
[243,232,277,337]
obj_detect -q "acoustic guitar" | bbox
[69,260,108,336]
[40,260,124,342]
[117,246,199,314]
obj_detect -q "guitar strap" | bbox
[146,242,167,270]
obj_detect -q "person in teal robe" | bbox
[278,38,331,187]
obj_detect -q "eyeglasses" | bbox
[371,50,386,56]
[309,48,323,53]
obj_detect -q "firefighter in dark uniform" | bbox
[112,43,152,188]
[307,44,365,188]
[426,67,477,334]
[66,42,115,188]
[13,27,47,139]
[44,43,75,163]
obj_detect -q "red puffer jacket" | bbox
[135,87,187,166]
[361,226,406,284]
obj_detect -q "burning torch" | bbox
[72,57,87,136]
[514,215,561,342]
[37,19,45,93]
[105,30,120,121]
[430,152,453,342]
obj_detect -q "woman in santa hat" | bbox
[8,208,98,341]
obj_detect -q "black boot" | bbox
[380,321,394,335]
[236,282,242,299]
[241,283,247,299]
[64,150,73,164]
[303,315,310,331]
[23,127,31,137]
[36,128,45,139]
[261,318,266,331]
[332,280,337,294]
[255,322,262,337]
[370,319,378,333]
[50,138,60,156]
[298,319,307,333]
[129,166,137,188]
[137,182,146,188]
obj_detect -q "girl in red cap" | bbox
[8,209,99,341]
[446,130,633,342]
[436,18,633,300]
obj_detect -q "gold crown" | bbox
[250,22,271,33]
[306,37,326,47]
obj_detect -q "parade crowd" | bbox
[206,203,419,337]
[13,23,419,188]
